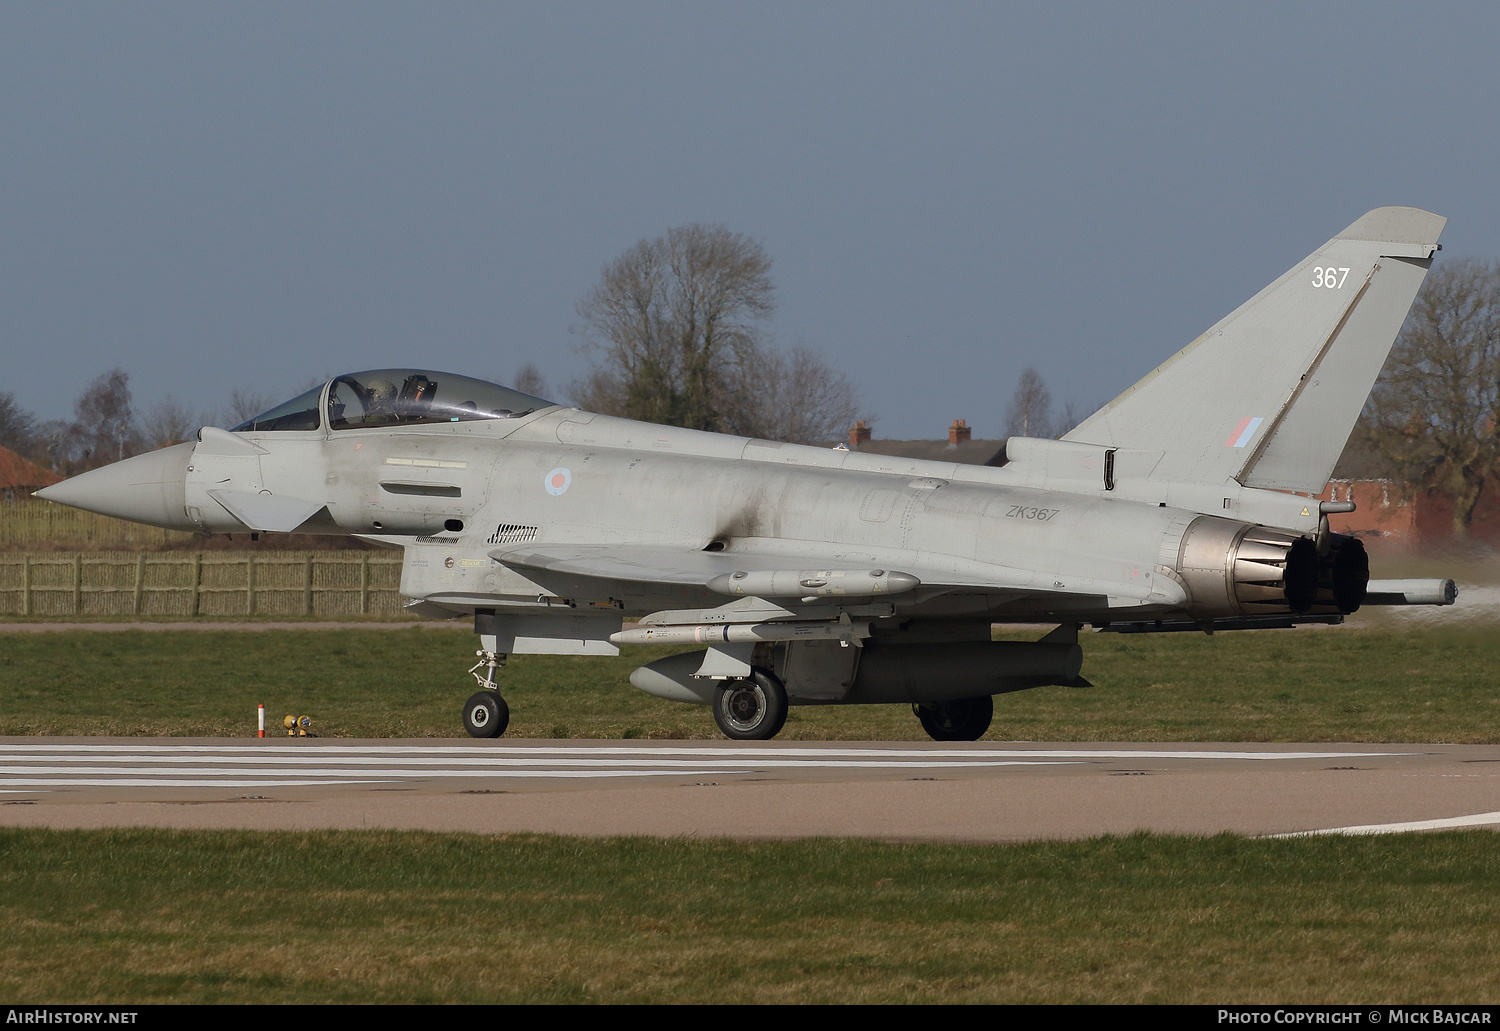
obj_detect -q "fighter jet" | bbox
[37,207,1458,741]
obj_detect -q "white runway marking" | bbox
[0,742,1410,792]
[0,748,1084,766]
[1272,811,1500,837]
[0,773,737,787]
[1,760,1067,774]
[0,744,1411,759]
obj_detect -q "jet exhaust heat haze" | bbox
[37,208,1459,741]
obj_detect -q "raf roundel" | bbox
[544,467,572,496]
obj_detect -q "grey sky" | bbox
[4,3,1497,440]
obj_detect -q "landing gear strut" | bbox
[713,668,788,741]
[463,647,509,738]
[913,696,993,742]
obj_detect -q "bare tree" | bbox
[1054,397,1099,439]
[1355,259,1500,536]
[141,395,204,449]
[0,391,37,457]
[572,224,862,443]
[69,369,141,469]
[225,389,276,427]
[729,344,861,444]
[1004,367,1054,439]
[573,224,774,433]
[34,418,73,472]
[513,363,549,399]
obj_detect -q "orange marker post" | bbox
[258,704,265,739]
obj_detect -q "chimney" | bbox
[849,420,872,448]
[948,419,971,445]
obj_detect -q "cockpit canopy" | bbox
[232,370,556,432]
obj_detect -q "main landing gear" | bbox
[712,668,788,741]
[912,696,993,742]
[463,647,510,738]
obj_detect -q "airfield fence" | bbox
[0,498,200,549]
[0,552,407,617]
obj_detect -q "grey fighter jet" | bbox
[37,207,1458,741]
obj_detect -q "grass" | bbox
[3,624,1495,1005]
[1,827,1496,1004]
[0,624,1497,740]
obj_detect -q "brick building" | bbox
[1318,478,1500,547]
[0,446,61,503]
[832,420,1005,466]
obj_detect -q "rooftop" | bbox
[0,446,62,494]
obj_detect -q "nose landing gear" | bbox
[464,647,509,739]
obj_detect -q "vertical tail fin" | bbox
[1063,207,1445,492]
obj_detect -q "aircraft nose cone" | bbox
[33,442,195,529]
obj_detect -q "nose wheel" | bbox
[463,690,509,738]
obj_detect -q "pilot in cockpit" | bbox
[363,379,400,423]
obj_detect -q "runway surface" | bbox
[2,737,1498,842]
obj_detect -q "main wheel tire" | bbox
[913,695,993,742]
[463,690,509,738]
[713,669,788,741]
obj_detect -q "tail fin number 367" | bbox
[1312,266,1351,288]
